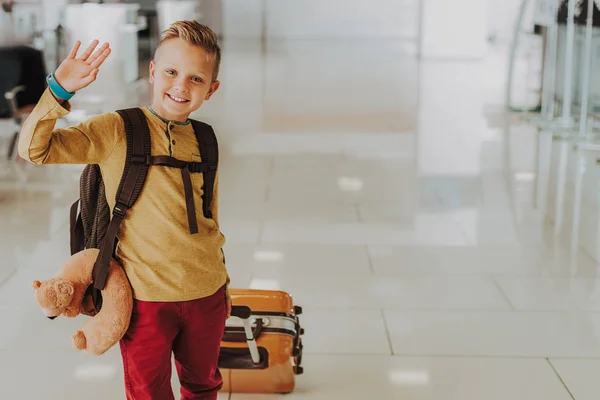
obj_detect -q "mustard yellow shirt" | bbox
[19,88,230,302]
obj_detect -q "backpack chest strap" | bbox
[136,155,217,234]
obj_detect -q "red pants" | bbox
[119,285,227,400]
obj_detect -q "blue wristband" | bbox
[46,73,75,101]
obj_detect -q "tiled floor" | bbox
[2,35,600,399]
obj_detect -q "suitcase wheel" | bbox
[300,328,305,335]
[295,366,304,375]
[294,305,303,315]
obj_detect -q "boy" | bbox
[18,21,231,400]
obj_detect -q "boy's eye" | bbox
[192,77,203,83]
[166,69,176,75]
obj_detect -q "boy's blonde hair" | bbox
[159,20,221,82]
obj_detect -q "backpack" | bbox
[69,107,219,312]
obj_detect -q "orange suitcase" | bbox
[218,289,304,394]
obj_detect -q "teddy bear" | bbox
[32,248,133,356]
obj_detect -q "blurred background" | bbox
[2,0,600,399]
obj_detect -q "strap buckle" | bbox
[131,155,147,164]
[187,162,201,173]
[113,202,128,219]
[188,162,217,173]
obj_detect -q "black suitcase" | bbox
[0,45,47,119]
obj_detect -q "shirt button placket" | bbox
[169,123,175,155]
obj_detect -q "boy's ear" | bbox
[149,60,156,84]
[205,80,220,101]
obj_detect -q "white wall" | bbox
[265,0,418,39]
[222,0,264,38]
[261,41,419,134]
[221,0,538,45]
[419,0,488,59]
[486,0,522,42]
[222,0,419,40]
[488,0,544,44]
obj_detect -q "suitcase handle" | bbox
[228,305,261,364]
[223,319,264,343]
[230,305,251,319]
[229,306,264,340]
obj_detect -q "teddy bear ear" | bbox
[32,280,41,289]
[58,281,74,296]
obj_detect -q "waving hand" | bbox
[54,40,112,93]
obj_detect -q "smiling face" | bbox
[149,37,220,122]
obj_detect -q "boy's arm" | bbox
[19,39,115,165]
[18,88,122,165]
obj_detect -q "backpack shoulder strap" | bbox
[114,108,152,208]
[70,198,83,255]
[190,119,218,220]
[92,107,151,292]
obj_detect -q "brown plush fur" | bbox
[32,248,133,356]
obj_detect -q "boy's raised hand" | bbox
[54,40,112,93]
